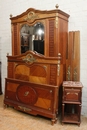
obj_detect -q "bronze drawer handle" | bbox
[66,92,78,96]
[24,91,29,96]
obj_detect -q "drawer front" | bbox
[63,88,81,102]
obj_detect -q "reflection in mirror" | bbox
[20,23,44,54]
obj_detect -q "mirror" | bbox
[20,22,44,54]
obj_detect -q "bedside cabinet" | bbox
[62,81,83,126]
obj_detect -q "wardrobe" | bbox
[4,5,70,125]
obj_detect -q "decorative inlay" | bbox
[16,85,38,105]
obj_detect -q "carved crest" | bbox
[22,54,36,64]
[24,11,39,23]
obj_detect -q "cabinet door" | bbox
[12,22,45,56]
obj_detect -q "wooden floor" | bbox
[0,95,87,130]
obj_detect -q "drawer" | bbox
[63,88,81,102]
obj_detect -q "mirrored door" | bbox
[20,22,44,54]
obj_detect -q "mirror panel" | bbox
[20,23,44,54]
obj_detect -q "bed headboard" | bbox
[7,51,62,86]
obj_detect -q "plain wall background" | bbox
[0,0,87,116]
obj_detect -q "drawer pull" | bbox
[74,93,78,96]
[24,91,29,96]
[66,92,78,96]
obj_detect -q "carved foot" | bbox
[3,104,8,108]
[51,119,55,125]
[78,123,80,127]
[51,118,57,125]
[55,118,58,123]
[62,122,64,125]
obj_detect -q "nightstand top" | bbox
[63,81,83,87]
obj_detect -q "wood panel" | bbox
[49,19,55,57]
[50,65,57,85]
[66,31,80,81]
[12,24,18,55]
[4,76,59,124]
[7,62,14,78]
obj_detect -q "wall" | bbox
[0,0,87,116]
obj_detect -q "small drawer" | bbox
[63,88,81,102]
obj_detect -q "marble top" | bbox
[63,81,83,87]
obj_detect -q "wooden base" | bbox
[62,113,80,126]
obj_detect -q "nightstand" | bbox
[62,81,83,126]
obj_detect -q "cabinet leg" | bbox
[62,103,65,120]
[79,104,81,123]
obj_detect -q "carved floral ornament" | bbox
[22,54,36,64]
[24,11,39,22]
